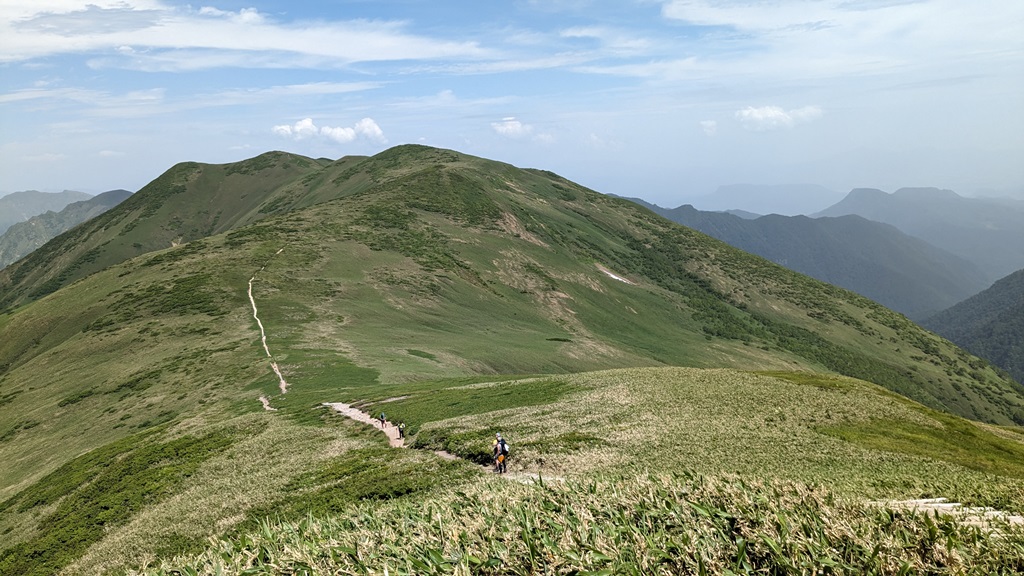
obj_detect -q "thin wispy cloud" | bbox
[735,105,823,131]
[491,117,534,138]
[1,2,485,67]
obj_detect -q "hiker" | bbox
[494,433,509,473]
[398,422,406,439]
[379,412,386,428]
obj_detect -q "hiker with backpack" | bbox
[493,432,509,473]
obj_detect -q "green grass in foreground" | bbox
[0,426,239,576]
[819,411,1024,479]
[360,376,579,434]
[7,367,1024,575]
[410,368,1024,512]
[138,472,1024,575]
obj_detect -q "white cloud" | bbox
[353,118,387,144]
[319,125,357,143]
[734,105,822,131]
[491,117,533,138]
[197,6,266,25]
[700,120,718,136]
[273,118,320,140]
[560,25,652,54]
[659,1,1024,76]
[98,149,125,157]
[0,2,485,67]
[272,117,387,145]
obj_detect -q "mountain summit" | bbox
[816,187,1024,283]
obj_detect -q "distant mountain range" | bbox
[924,268,1024,385]
[627,199,988,321]
[0,190,92,234]
[815,187,1024,284]
[0,190,132,270]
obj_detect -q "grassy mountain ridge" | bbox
[2,144,1024,573]
[0,151,345,310]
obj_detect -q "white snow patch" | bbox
[596,264,635,285]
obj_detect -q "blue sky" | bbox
[1,0,1022,207]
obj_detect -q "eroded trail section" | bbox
[876,498,1024,529]
[321,402,553,484]
[249,249,288,409]
[323,402,404,447]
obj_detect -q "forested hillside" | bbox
[924,268,1024,385]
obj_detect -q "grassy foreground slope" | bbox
[75,370,1024,574]
[1,144,1024,573]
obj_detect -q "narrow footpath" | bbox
[323,402,405,448]
[323,402,546,481]
[247,248,288,410]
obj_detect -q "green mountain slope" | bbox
[0,151,370,309]
[924,268,1024,385]
[0,189,132,270]
[2,145,1023,574]
[633,201,988,320]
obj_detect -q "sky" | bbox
[1,0,1023,208]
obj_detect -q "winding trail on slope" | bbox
[248,248,288,409]
[324,402,405,448]
[322,402,546,483]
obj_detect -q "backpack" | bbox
[499,438,509,455]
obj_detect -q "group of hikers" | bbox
[378,412,406,438]
[492,432,509,473]
[377,412,509,472]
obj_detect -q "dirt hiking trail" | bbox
[322,402,546,483]
[874,498,1024,529]
[323,402,405,448]
[247,249,288,410]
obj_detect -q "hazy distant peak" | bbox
[4,189,91,200]
[892,187,960,199]
[722,209,761,220]
[847,187,886,197]
[691,183,843,216]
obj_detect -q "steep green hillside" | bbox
[2,145,1024,573]
[924,269,1024,385]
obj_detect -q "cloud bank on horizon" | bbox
[1,0,1021,204]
